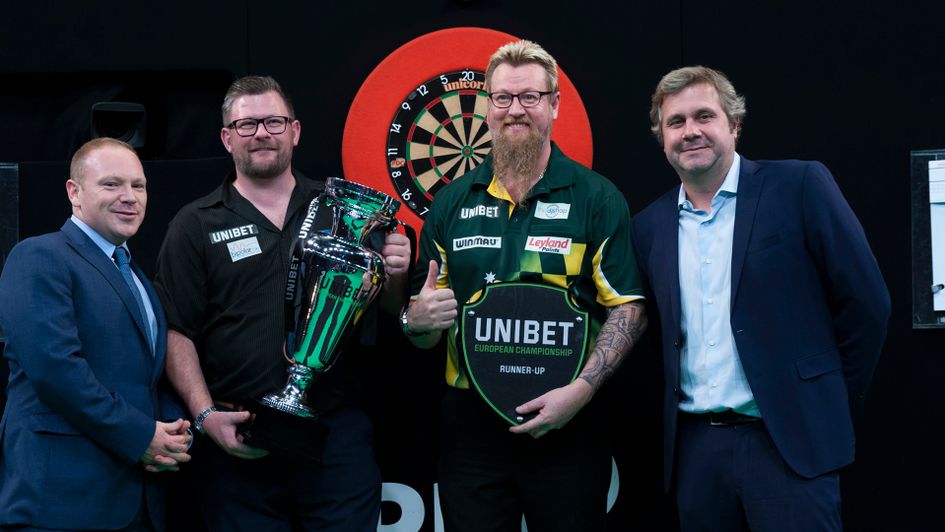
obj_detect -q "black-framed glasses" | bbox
[227,115,292,137]
[487,91,555,109]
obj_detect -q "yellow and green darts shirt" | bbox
[410,143,645,389]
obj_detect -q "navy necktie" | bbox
[113,246,153,350]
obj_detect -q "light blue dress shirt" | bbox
[70,215,157,353]
[676,155,759,417]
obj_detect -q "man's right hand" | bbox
[407,260,457,333]
[201,409,270,460]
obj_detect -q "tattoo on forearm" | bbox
[579,302,647,391]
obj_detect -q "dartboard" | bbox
[386,70,491,219]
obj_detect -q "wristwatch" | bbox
[400,306,426,337]
[194,406,218,434]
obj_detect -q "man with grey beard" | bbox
[154,76,411,531]
[402,40,648,532]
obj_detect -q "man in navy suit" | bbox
[631,66,890,531]
[0,138,192,531]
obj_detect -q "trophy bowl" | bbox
[325,176,400,246]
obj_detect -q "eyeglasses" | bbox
[227,115,292,137]
[487,91,555,109]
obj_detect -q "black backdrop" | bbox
[1,1,943,530]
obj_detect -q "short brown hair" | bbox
[649,66,746,144]
[221,75,294,125]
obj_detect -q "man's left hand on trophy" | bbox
[381,231,411,278]
[375,231,412,314]
[357,232,410,302]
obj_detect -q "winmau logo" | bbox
[453,236,501,251]
[524,236,572,254]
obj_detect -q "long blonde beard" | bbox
[491,124,547,203]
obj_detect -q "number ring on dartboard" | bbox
[386,69,491,219]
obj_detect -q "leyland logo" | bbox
[525,236,572,254]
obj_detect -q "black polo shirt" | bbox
[155,171,346,405]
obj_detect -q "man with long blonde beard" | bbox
[487,85,547,204]
[402,40,647,532]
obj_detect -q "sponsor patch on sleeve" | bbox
[534,201,571,220]
[524,236,572,254]
[227,236,263,262]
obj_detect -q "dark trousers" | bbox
[675,413,842,532]
[1,526,153,532]
[1,519,153,532]
[437,388,611,532]
[1,488,156,532]
[196,406,380,532]
[1,521,153,532]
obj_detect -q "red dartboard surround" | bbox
[342,27,593,234]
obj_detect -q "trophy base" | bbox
[239,398,330,463]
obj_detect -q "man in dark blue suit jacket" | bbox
[0,138,192,531]
[631,66,890,531]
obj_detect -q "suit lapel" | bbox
[661,189,682,336]
[645,186,683,390]
[61,221,154,359]
[135,262,165,381]
[730,158,764,308]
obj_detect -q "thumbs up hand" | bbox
[421,260,441,292]
[406,260,457,334]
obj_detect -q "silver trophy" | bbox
[241,178,400,460]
